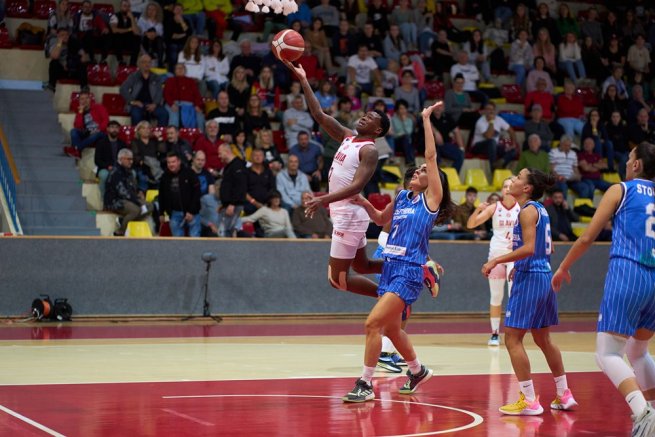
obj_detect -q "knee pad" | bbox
[489,279,505,306]
[627,337,655,391]
[595,332,635,388]
[327,266,348,291]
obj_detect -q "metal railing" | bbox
[0,124,22,235]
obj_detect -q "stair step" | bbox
[17,194,87,211]
[17,180,82,196]
[22,226,101,236]
[17,166,81,182]
[19,210,97,227]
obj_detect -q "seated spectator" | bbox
[334,96,357,130]
[605,111,630,180]
[600,34,626,77]
[276,154,310,214]
[526,57,554,94]
[630,71,651,102]
[159,151,201,237]
[525,77,555,120]
[245,148,276,215]
[453,187,487,240]
[627,108,655,150]
[532,27,558,75]
[207,90,239,142]
[581,36,605,84]
[581,109,615,172]
[252,66,280,117]
[559,32,586,83]
[394,71,420,114]
[390,0,417,49]
[463,29,491,82]
[523,103,555,153]
[242,190,296,238]
[556,3,579,40]
[510,3,531,41]
[602,66,629,101]
[47,0,74,36]
[94,121,125,198]
[580,7,603,47]
[287,81,308,112]
[305,17,334,72]
[289,131,323,192]
[296,40,321,88]
[292,191,332,238]
[556,79,585,139]
[131,120,163,190]
[283,95,314,148]
[450,50,487,108]
[516,134,550,174]
[109,0,140,66]
[314,80,337,115]
[391,99,416,166]
[164,64,206,131]
[444,74,478,129]
[230,39,262,82]
[626,34,651,77]
[204,0,231,40]
[73,0,109,61]
[190,150,219,236]
[164,3,192,70]
[193,119,224,178]
[64,90,108,158]
[549,135,593,199]
[243,95,272,144]
[599,84,627,123]
[141,26,165,68]
[545,189,578,242]
[104,148,152,236]
[119,54,168,127]
[159,125,193,167]
[483,18,509,72]
[626,84,653,124]
[344,83,363,113]
[398,53,425,92]
[204,40,230,98]
[178,36,205,84]
[578,137,613,195]
[231,131,253,165]
[218,144,247,237]
[508,29,533,88]
[383,24,408,64]
[356,21,386,69]
[430,29,455,77]
[136,2,163,37]
[312,0,340,37]
[256,129,284,174]
[332,19,357,75]
[471,102,518,170]
[179,0,205,36]
[347,45,382,97]
[45,27,88,92]
[430,103,465,172]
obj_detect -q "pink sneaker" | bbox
[550,389,578,410]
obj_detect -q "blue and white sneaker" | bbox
[377,353,402,373]
[389,352,407,367]
[422,260,443,298]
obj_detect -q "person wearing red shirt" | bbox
[65,90,109,158]
[556,79,585,139]
[525,77,555,120]
[164,63,206,131]
[193,119,224,178]
[297,40,321,88]
[577,137,612,194]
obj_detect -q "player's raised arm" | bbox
[467,202,495,228]
[422,101,444,211]
[284,61,353,143]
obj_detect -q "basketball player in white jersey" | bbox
[284,61,390,299]
[467,178,520,346]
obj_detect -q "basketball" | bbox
[271,29,305,62]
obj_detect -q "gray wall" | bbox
[0,238,610,316]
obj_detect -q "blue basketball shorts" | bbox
[598,258,655,337]
[505,270,558,330]
[378,258,423,306]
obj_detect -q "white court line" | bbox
[0,404,67,437]
[161,408,215,426]
[161,394,484,436]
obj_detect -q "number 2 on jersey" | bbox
[646,203,655,239]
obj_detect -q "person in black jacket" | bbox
[545,189,578,242]
[218,144,247,237]
[104,148,153,236]
[95,121,126,199]
[159,152,202,237]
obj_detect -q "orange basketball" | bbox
[271,29,305,62]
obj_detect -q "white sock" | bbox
[627,390,648,417]
[381,336,395,354]
[490,317,500,334]
[554,375,568,397]
[519,380,536,402]
[406,358,422,375]
[361,366,376,384]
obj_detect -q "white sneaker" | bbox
[633,404,655,437]
[488,333,500,346]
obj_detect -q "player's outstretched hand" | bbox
[304,196,322,218]
[282,59,306,80]
[551,268,571,293]
[421,100,444,119]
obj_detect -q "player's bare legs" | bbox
[504,327,531,380]
[328,248,382,298]
[363,293,415,367]
[531,327,565,377]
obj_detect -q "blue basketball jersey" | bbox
[610,179,655,268]
[383,190,438,265]
[513,201,552,273]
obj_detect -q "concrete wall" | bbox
[0,238,610,317]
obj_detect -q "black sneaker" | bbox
[399,365,433,394]
[342,379,375,403]
[377,353,402,373]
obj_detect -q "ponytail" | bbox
[526,168,557,200]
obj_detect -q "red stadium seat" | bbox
[577,86,599,107]
[101,93,127,116]
[241,222,255,236]
[158,221,172,237]
[115,64,137,85]
[368,193,392,210]
[179,128,201,144]
[501,83,523,104]
[69,91,96,112]
[0,26,12,48]
[151,126,165,140]
[118,125,135,144]
[87,63,113,86]
[33,0,56,19]
[272,130,287,153]
[425,80,445,100]
[6,0,32,18]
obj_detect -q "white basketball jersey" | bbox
[328,136,375,232]
[489,201,521,255]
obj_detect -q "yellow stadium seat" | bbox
[573,198,594,208]
[554,86,564,95]
[442,167,467,191]
[381,165,403,189]
[602,172,621,184]
[145,189,159,203]
[572,223,587,237]
[126,221,153,238]
[492,169,513,190]
[489,97,507,104]
[478,82,495,89]
[464,168,495,191]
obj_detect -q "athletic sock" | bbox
[627,390,648,417]
[361,366,376,385]
[381,336,395,354]
[554,375,568,397]
[519,380,536,402]
[406,358,422,375]
[490,317,500,334]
